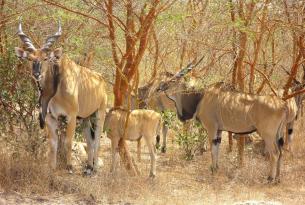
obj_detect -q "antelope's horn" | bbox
[170,55,205,81]
[280,65,301,85]
[42,19,62,51]
[17,17,36,52]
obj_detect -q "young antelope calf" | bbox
[104,108,162,177]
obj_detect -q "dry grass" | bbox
[1,117,305,204]
[0,152,52,194]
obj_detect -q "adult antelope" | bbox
[127,58,204,155]
[15,19,107,175]
[158,78,287,183]
[275,84,304,152]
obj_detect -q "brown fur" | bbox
[124,81,176,158]
[196,83,287,182]
[15,22,107,175]
[15,47,107,174]
[104,108,162,177]
[44,54,107,174]
[275,89,299,152]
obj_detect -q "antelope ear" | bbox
[49,47,63,59]
[15,47,28,59]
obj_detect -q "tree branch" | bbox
[42,0,107,27]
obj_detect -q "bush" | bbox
[176,121,208,160]
[161,110,208,160]
[0,46,46,159]
[0,46,51,192]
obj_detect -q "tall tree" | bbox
[104,0,175,107]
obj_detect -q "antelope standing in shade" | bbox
[15,19,107,175]
[157,78,287,183]
[104,107,162,177]
[127,58,204,156]
[123,77,175,158]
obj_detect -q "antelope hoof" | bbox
[238,161,244,168]
[267,176,278,184]
[210,165,218,174]
[275,178,281,184]
[149,172,156,178]
[275,177,281,184]
[67,165,73,174]
[161,146,166,153]
[83,164,94,176]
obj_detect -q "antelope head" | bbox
[15,18,62,129]
[156,55,205,93]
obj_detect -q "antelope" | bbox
[272,67,305,151]
[104,107,162,177]
[156,58,304,182]
[15,19,107,175]
[123,78,175,159]
[274,85,304,152]
[225,84,303,164]
[158,78,287,182]
[127,58,204,156]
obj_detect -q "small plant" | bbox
[161,110,208,160]
[176,121,208,160]
[161,109,177,129]
[0,46,47,158]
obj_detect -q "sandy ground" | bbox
[1,121,305,205]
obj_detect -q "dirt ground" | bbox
[1,119,305,205]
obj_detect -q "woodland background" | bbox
[0,0,305,204]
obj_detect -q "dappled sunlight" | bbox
[1,0,305,204]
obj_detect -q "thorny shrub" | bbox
[0,46,49,191]
[0,46,46,158]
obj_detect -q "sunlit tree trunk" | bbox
[0,0,7,55]
[282,0,305,96]
[256,35,275,94]
[229,0,255,165]
[108,0,160,107]
[105,0,167,174]
[248,0,269,94]
[229,0,237,86]
[228,0,237,153]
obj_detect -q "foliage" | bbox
[0,0,304,195]
[162,110,208,160]
[161,109,177,128]
[176,121,208,160]
[0,45,46,158]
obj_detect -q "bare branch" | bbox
[254,68,277,96]
[42,0,107,27]
[283,88,305,101]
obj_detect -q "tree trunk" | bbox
[248,0,268,93]
[0,0,7,55]
[107,0,160,175]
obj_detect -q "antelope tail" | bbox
[276,112,287,147]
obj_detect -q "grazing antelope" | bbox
[104,107,162,177]
[15,19,107,175]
